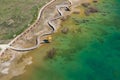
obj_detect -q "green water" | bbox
[12,0,120,80]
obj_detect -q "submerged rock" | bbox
[82,19,89,23]
[84,6,98,16]
[82,3,90,7]
[84,9,91,16]
[73,11,80,14]
[93,0,98,3]
[61,27,69,34]
[46,48,56,59]
[88,7,98,13]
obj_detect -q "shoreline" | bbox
[0,0,70,79]
[0,0,93,80]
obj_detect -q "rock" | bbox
[82,3,90,7]
[84,6,98,16]
[93,0,98,3]
[61,27,69,34]
[102,13,106,16]
[76,28,82,33]
[84,9,90,16]
[88,7,98,13]
[73,11,80,14]
[46,48,56,59]
[65,7,70,11]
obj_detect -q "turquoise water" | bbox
[12,0,120,80]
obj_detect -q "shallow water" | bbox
[12,0,120,80]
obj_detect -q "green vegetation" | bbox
[0,0,50,41]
